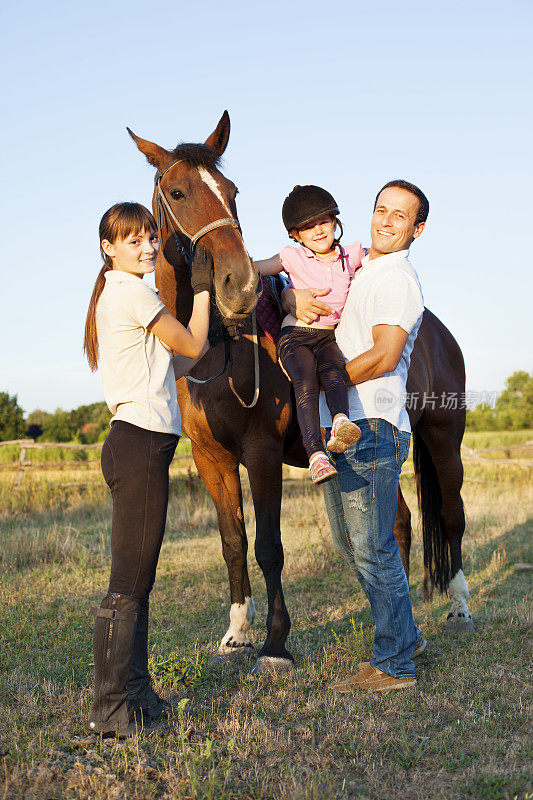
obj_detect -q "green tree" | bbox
[40,409,77,442]
[0,392,26,441]
[70,401,111,442]
[495,371,533,430]
[25,409,51,439]
[466,371,533,431]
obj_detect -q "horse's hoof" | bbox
[250,656,294,676]
[445,614,475,633]
[214,644,254,664]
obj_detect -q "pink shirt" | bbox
[280,241,364,326]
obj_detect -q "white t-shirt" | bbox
[96,270,181,435]
[319,249,424,433]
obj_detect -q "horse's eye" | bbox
[170,190,184,200]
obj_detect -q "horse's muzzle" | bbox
[215,265,259,319]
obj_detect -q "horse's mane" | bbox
[171,142,222,170]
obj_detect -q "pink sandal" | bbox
[309,454,338,485]
[327,417,361,454]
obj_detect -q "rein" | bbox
[187,310,260,409]
[155,158,260,409]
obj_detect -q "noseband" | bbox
[154,159,240,264]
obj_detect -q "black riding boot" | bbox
[88,593,142,736]
[127,598,170,720]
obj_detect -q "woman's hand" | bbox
[281,287,333,325]
[191,245,214,295]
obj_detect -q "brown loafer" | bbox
[330,664,416,693]
[357,638,427,669]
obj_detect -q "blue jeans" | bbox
[322,418,420,678]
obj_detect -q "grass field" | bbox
[0,435,532,799]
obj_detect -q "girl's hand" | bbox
[191,246,214,295]
[281,287,333,325]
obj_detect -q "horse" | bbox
[127,112,473,675]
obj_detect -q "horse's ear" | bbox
[204,111,230,156]
[126,128,172,170]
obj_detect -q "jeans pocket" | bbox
[394,430,411,469]
[157,436,179,456]
[101,439,115,489]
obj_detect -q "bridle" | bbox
[154,158,240,264]
[154,158,260,409]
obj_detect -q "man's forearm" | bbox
[345,347,397,386]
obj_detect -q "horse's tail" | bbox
[412,429,450,593]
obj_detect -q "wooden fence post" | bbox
[15,443,28,491]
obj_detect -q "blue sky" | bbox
[1,0,531,413]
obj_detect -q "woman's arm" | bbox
[148,291,210,359]
[253,254,283,276]
[149,245,213,359]
[172,341,210,380]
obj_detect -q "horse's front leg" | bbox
[244,441,293,675]
[191,442,256,656]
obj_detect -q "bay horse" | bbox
[128,112,473,674]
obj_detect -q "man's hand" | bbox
[281,287,333,325]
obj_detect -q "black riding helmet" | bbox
[282,185,340,233]
[282,184,346,269]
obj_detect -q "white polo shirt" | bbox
[319,249,424,433]
[96,270,181,435]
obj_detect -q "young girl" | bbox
[255,185,363,484]
[83,202,212,736]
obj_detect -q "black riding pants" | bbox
[100,421,178,600]
[277,326,349,457]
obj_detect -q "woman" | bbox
[83,202,211,736]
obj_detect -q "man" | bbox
[283,179,427,691]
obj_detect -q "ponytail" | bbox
[83,256,112,372]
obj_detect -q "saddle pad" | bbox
[255,277,284,343]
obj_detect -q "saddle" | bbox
[254,274,287,343]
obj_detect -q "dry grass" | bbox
[0,454,532,800]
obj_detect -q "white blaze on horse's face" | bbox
[198,167,232,216]
[197,166,257,301]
